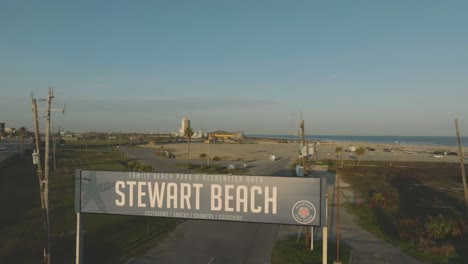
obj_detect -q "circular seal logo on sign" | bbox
[292,200,316,225]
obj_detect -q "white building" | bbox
[192,130,207,139]
[178,118,191,136]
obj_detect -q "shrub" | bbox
[127,161,153,172]
[418,239,455,256]
[424,214,460,241]
[212,156,221,167]
[369,192,385,208]
[398,218,424,240]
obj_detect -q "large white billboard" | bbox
[75,170,325,226]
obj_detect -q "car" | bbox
[383,148,393,152]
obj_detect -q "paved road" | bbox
[132,221,279,264]
[122,147,291,264]
[0,138,33,164]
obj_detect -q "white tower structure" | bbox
[179,118,191,136]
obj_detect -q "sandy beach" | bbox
[142,138,467,164]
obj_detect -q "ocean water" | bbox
[248,135,468,147]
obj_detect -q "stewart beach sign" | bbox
[75,170,325,226]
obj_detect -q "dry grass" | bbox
[331,160,468,263]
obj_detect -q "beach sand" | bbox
[142,138,467,164]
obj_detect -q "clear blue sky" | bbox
[1,0,467,136]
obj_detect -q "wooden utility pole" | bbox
[300,119,307,174]
[32,88,63,264]
[44,88,53,263]
[53,126,56,171]
[455,119,468,210]
[32,98,45,208]
[300,118,311,250]
[323,193,328,264]
[32,96,50,264]
[335,170,341,264]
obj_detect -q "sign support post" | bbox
[311,226,314,250]
[76,212,82,264]
[75,169,83,264]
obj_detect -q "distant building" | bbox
[192,130,207,139]
[208,130,245,142]
[178,118,191,136]
[4,127,15,134]
[0,122,5,133]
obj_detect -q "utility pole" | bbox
[323,193,328,264]
[53,126,56,171]
[32,88,64,264]
[207,126,211,167]
[300,119,307,175]
[300,118,311,250]
[43,88,53,264]
[207,138,211,166]
[455,119,468,210]
[335,171,342,264]
[31,97,49,264]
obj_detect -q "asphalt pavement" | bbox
[122,146,287,264]
[0,138,33,165]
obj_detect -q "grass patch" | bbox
[271,237,351,264]
[330,160,468,263]
[0,141,176,263]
